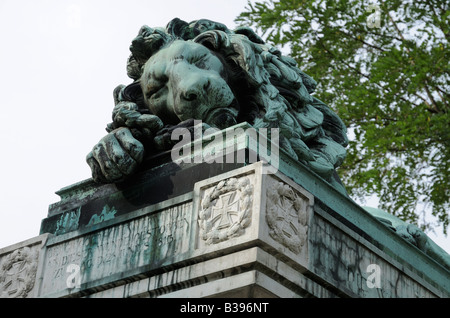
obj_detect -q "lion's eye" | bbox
[195,60,207,69]
[145,88,157,98]
[145,83,164,98]
[145,74,167,98]
[190,54,208,69]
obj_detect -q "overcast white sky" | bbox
[0,0,448,255]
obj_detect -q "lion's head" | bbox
[141,39,238,129]
[91,18,348,188]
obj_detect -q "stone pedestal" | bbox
[1,126,449,298]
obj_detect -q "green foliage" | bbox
[237,0,449,233]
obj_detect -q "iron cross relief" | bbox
[276,195,300,239]
[211,191,240,230]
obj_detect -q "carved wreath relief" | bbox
[0,247,39,298]
[198,176,253,245]
[266,179,310,254]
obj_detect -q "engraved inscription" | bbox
[42,202,192,293]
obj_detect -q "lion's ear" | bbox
[166,18,193,40]
[194,30,231,53]
[130,26,173,67]
[194,31,269,87]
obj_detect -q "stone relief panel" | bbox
[0,246,39,298]
[198,175,254,245]
[265,177,313,254]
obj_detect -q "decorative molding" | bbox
[266,178,311,254]
[198,176,254,244]
[0,246,39,298]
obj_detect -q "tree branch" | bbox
[423,82,440,113]
[337,29,385,52]
[383,8,444,112]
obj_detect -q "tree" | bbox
[237,0,449,234]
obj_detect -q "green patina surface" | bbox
[87,205,117,226]
[54,208,80,235]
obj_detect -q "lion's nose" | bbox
[180,76,210,102]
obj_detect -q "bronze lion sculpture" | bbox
[86,18,348,191]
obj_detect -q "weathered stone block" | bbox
[39,195,195,297]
